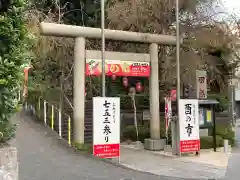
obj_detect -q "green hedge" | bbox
[122,125,150,143]
[122,124,235,149]
[215,125,235,146]
[200,135,223,149]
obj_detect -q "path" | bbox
[119,145,227,179]
[13,112,188,180]
[222,119,240,180]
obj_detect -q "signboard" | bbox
[206,110,212,123]
[142,110,150,121]
[86,59,150,77]
[179,99,200,153]
[93,97,120,158]
[199,108,205,126]
[196,70,207,99]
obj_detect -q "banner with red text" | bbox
[93,97,120,158]
[179,99,200,153]
[86,59,150,77]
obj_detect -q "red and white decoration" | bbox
[136,82,142,92]
[112,74,117,80]
[179,99,200,153]
[164,97,172,138]
[93,97,120,158]
[123,77,128,87]
[170,89,176,101]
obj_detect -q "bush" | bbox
[72,142,92,153]
[122,123,235,149]
[122,125,150,143]
[200,135,223,149]
[215,125,235,146]
[0,0,33,143]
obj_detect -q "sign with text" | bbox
[93,97,120,158]
[86,59,150,77]
[179,99,200,153]
[196,70,207,99]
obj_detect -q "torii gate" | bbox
[40,22,179,150]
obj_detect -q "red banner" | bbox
[180,140,200,153]
[86,59,150,77]
[93,144,120,158]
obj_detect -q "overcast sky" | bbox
[222,0,240,17]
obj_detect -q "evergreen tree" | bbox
[0,0,33,143]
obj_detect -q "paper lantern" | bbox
[136,82,142,92]
[123,77,128,87]
[112,75,116,80]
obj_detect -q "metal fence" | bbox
[25,96,73,146]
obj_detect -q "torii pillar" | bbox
[40,23,179,149]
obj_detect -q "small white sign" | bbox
[196,70,207,99]
[179,99,200,153]
[93,97,120,158]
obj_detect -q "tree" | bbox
[106,0,235,96]
[0,0,33,143]
[26,0,238,115]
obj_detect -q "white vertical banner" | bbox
[164,97,172,138]
[93,97,120,159]
[44,100,47,126]
[58,110,62,138]
[179,99,200,153]
[196,70,207,99]
[25,101,28,110]
[18,90,21,102]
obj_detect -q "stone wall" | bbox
[0,146,18,180]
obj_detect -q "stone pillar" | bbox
[73,37,85,144]
[144,43,165,150]
[149,43,160,139]
[228,72,236,126]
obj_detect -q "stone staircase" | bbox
[84,100,93,143]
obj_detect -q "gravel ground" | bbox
[13,112,194,180]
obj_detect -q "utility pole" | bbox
[176,0,180,121]
[101,0,106,97]
[172,0,181,155]
[59,58,64,124]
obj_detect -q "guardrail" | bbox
[24,96,73,146]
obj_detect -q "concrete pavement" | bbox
[222,119,240,180]
[14,111,240,180]
[12,112,190,180]
[120,145,227,179]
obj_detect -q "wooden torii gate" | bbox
[40,22,179,150]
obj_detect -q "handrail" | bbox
[25,96,73,146]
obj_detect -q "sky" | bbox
[221,0,240,17]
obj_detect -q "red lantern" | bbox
[136,82,142,92]
[123,77,128,87]
[112,74,116,80]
